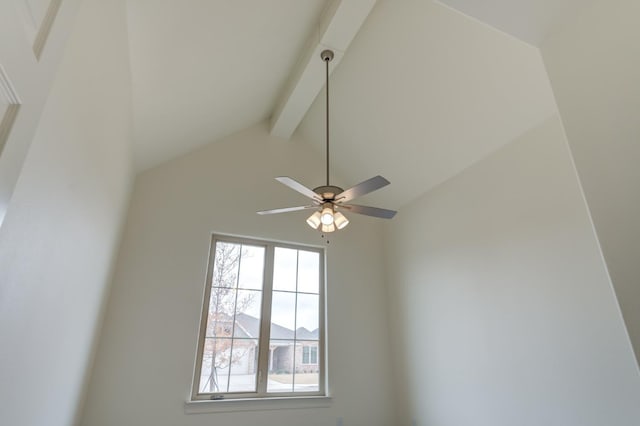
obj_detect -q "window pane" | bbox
[297,250,319,294]
[238,245,265,290]
[294,342,319,392]
[267,340,295,393]
[206,288,236,338]
[294,372,319,392]
[199,338,232,393]
[273,247,297,291]
[295,293,319,340]
[228,339,259,392]
[233,290,262,338]
[212,242,241,289]
[270,291,296,339]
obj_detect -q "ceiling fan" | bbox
[257,49,396,233]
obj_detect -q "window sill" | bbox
[184,396,332,414]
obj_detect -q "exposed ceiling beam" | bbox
[270,0,376,140]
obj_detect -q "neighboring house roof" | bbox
[235,313,318,341]
[294,327,317,340]
[234,313,260,338]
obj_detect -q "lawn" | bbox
[269,373,318,384]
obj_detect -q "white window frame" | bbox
[191,234,326,401]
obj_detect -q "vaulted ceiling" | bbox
[127,0,326,170]
[437,0,595,46]
[126,0,594,207]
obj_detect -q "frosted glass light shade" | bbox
[306,211,322,229]
[333,211,349,230]
[320,206,334,225]
[321,223,336,233]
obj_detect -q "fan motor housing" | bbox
[313,185,343,201]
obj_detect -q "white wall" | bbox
[541,0,640,363]
[385,116,640,426]
[79,123,395,426]
[0,0,134,424]
[0,0,81,223]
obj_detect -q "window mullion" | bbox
[256,244,275,395]
[292,250,299,391]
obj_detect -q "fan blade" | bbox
[341,204,397,219]
[257,205,317,215]
[335,175,390,203]
[275,177,321,201]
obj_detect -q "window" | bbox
[302,345,318,365]
[192,235,325,400]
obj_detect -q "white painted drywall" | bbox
[541,0,640,365]
[436,0,595,46]
[385,117,640,426]
[79,123,395,426]
[0,0,81,224]
[0,0,134,424]
[297,0,558,209]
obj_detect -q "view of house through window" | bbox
[193,235,324,399]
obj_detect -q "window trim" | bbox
[191,234,326,401]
